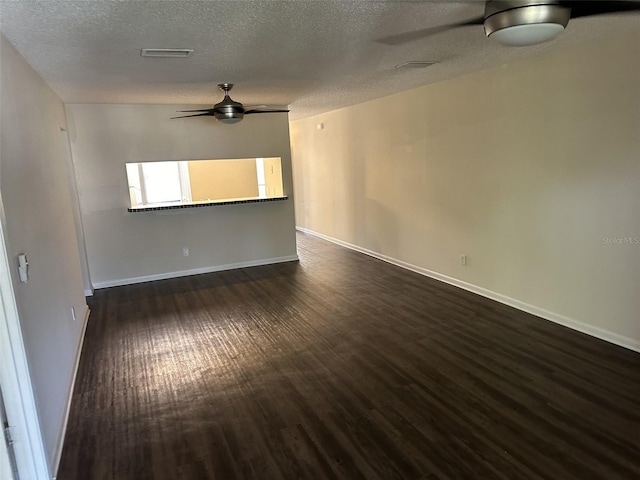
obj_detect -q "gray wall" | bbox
[291,30,640,350]
[0,34,88,475]
[66,104,297,288]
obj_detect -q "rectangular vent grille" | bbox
[395,61,437,69]
[141,49,194,58]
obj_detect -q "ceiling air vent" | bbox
[395,61,437,69]
[140,48,194,58]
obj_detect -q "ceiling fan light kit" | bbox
[214,84,245,124]
[484,1,570,46]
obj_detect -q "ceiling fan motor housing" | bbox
[215,83,244,124]
[484,0,570,46]
[214,101,244,123]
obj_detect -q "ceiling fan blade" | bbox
[244,109,290,114]
[563,0,640,19]
[171,112,215,119]
[377,16,484,45]
[176,108,215,113]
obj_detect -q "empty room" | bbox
[0,1,639,479]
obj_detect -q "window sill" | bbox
[127,195,288,213]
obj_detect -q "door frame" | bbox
[0,195,50,479]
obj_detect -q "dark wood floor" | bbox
[58,232,640,480]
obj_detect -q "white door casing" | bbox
[0,195,50,479]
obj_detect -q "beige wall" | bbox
[66,104,296,287]
[189,158,259,201]
[291,30,640,350]
[0,34,88,475]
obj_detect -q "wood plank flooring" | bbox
[57,232,640,480]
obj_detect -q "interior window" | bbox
[126,157,284,209]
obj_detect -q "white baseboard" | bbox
[297,227,640,353]
[83,288,93,297]
[92,255,300,290]
[52,305,90,479]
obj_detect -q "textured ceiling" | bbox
[1,0,638,120]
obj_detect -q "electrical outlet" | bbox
[183,247,189,257]
[461,255,467,266]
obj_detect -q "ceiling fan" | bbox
[172,83,289,124]
[380,0,640,47]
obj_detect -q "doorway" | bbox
[0,202,49,479]
[1,387,19,479]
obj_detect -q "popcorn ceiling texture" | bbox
[0,0,638,120]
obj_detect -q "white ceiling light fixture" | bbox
[483,1,570,46]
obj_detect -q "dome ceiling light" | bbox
[483,1,570,46]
